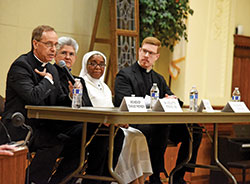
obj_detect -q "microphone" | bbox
[11,112,25,127]
[58,60,75,85]
[0,112,25,144]
[11,112,33,146]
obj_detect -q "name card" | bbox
[222,101,250,113]
[198,99,214,112]
[153,98,183,112]
[119,97,147,112]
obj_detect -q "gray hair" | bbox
[57,36,79,53]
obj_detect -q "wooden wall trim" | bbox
[232,35,250,109]
[234,34,250,57]
[234,34,250,48]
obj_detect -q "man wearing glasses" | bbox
[2,25,81,184]
[114,37,202,184]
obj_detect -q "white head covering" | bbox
[79,51,113,107]
[79,51,107,82]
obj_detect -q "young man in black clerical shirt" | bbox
[114,37,202,184]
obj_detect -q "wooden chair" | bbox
[228,160,250,184]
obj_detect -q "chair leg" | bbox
[242,168,246,184]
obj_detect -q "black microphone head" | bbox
[58,60,66,68]
[11,112,25,127]
[58,60,75,85]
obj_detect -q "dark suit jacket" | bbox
[114,62,183,107]
[54,64,92,107]
[1,51,68,144]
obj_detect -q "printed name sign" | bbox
[222,101,250,113]
[153,98,183,112]
[119,97,147,112]
[198,99,214,112]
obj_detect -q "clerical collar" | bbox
[33,54,48,67]
[137,61,152,73]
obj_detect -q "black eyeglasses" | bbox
[88,62,106,68]
[39,41,58,48]
[141,48,158,56]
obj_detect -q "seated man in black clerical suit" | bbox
[114,36,202,184]
[2,25,86,184]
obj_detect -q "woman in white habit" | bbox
[79,51,152,184]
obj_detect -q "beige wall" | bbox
[235,0,250,35]
[1,0,250,108]
[0,0,100,96]
[161,0,250,106]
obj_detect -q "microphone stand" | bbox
[10,112,33,184]
[18,124,33,147]
[11,112,33,147]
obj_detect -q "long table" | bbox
[26,105,250,184]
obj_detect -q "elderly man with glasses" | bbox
[1,25,82,184]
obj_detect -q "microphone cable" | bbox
[0,120,12,144]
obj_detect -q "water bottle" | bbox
[189,86,198,112]
[72,78,83,109]
[232,87,241,102]
[150,83,159,109]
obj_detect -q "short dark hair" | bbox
[141,37,161,53]
[31,25,55,50]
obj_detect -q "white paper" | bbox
[144,95,151,109]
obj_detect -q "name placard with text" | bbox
[198,99,214,112]
[119,97,147,112]
[222,101,250,113]
[153,98,183,112]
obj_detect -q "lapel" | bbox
[27,52,55,82]
[54,63,70,95]
[26,52,44,83]
[27,52,56,105]
[131,62,146,96]
[151,70,158,84]
[45,63,54,76]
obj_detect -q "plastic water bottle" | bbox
[232,87,241,102]
[150,83,159,109]
[72,78,83,109]
[189,86,198,112]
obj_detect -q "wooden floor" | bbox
[164,136,212,184]
[21,123,250,184]
[164,129,250,184]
